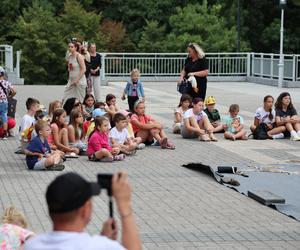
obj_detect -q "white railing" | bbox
[100,52,249,79]
[100,52,300,84]
[251,53,297,81]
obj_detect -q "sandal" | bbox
[199,134,211,142]
[166,142,175,150]
[209,134,218,142]
[160,137,168,149]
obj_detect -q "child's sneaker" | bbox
[113,154,125,161]
[137,143,146,150]
[46,164,65,171]
[290,135,300,141]
[272,133,284,139]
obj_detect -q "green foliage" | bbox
[165,2,240,52]
[59,0,105,47]
[13,1,66,84]
[0,0,299,84]
[138,20,166,52]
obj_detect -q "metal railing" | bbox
[251,53,298,81]
[99,52,300,85]
[100,52,249,79]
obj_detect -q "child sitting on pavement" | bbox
[181,98,217,141]
[173,94,192,134]
[110,113,141,155]
[122,110,145,149]
[87,116,125,162]
[19,98,40,153]
[131,100,175,149]
[25,120,65,170]
[204,96,224,133]
[0,206,34,249]
[223,104,247,141]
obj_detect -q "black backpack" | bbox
[253,123,268,140]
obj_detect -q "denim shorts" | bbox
[0,101,8,123]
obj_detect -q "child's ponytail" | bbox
[263,95,274,121]
[88,116,108,141]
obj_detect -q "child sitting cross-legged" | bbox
[110,113,140,155]
[87,116,125,162]
[223,104,247,141]
[204,96,224,133]
[25,120,65,170]
[131,100,175,149]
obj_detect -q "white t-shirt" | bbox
[109,127,129,144]
[24,231,125,250]
[182,108,207,126]
[254,107,275,124]
[20,114,36,132]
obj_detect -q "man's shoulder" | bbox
[25,232,125,250]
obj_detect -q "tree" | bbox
[164,1,246,52]
[13,0,66,84]
[138,20,166,52]
[101,20,134,52]
[59,0,105,48]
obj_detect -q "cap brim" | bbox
[90,182,101,195]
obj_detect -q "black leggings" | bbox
[128,96,139,112]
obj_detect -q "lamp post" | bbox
[278,0,286,88]
[236,0,241,52]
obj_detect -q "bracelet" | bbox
[120,210,132,219]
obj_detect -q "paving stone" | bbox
[0,82,300,249]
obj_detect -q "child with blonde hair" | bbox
[0,206,34,249]
[223,104,247,140]
[121,68,145,112]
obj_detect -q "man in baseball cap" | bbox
[25,172,141,250]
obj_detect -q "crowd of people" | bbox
[175,43,300,141]
[1,40,300,249]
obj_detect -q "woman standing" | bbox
[179,43,209,100]
[62,42,87,104]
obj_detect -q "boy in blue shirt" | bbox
[25,120,64,170]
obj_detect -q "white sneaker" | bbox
[290,135,300,141]
[137,143,146,150]
[272,133,284,139]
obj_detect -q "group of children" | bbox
[2,64,300,172]
[174,92,300,141]
[17,68,175,171]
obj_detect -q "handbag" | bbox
[177,79,192,94]
[253,123,269,140]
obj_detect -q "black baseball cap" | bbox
[46,172,100,214]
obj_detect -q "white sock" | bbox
[297,130,300,137]
[290,130,298,138]
[272,133,284,139]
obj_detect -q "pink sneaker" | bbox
[113,154,126,161]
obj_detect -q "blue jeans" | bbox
[0,101,8,124]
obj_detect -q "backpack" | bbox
[253,123,268,140]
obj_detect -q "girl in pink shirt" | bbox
[87,116,125,162]
[131,101,175,149]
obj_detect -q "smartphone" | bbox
[97,173,113,196]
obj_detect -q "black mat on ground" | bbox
[222,171,300,221]
[182,163,300,221]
